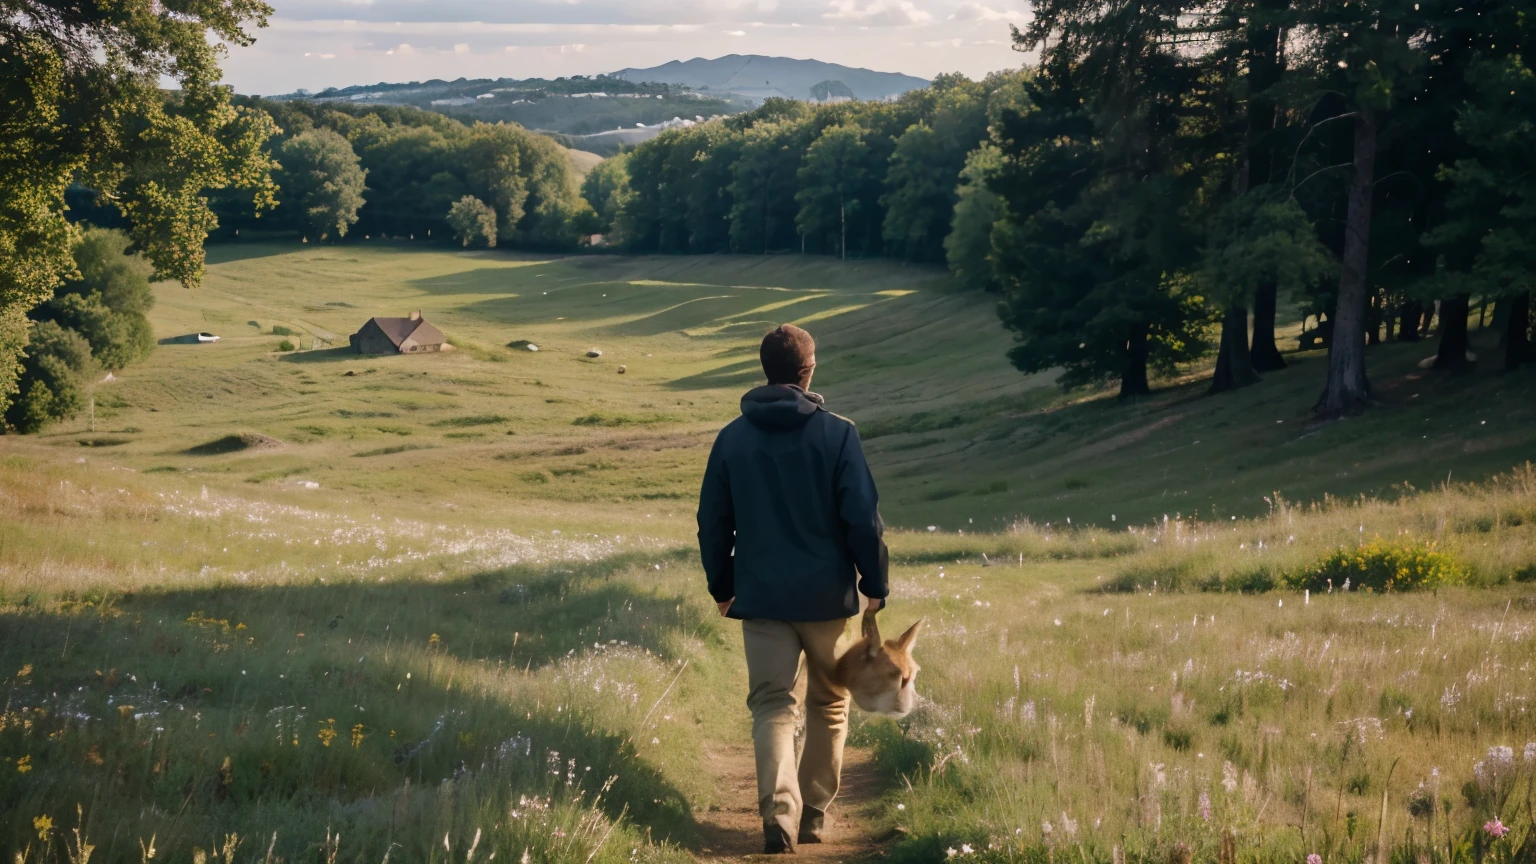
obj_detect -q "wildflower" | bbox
[946,848,958,858]
[1198,791,1211,822]
[1485,819,1510,839]
[1222,761,1238,793]
[17,755,32,773]
[17,664,32,680]
[351,723,366,748]
[318,718,337,747]
[429,633,441,646]
[961,844,974,855]
[1525,742,1535,763]
[34,815,52,839]
[896,804,906,811]
[1307,855,1322,864]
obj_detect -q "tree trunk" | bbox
[1251,280,1287,371]
[1367,293,1381,345]
[1211,305,1262,393]
[1398,301,1423,342]
[1120,326,1152,399]
[1315,109,1376,417]
[1500,290,1530,371]
[840,197,846,262]
[1244,13,1286,375]
[1433,294,1472,371]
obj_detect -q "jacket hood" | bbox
[741,385,824,431]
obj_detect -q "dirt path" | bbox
[692,743,883,862]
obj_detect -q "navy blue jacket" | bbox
[697,385,889,622]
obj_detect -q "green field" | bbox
[3,244,1535,863]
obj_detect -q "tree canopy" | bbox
[277,128,368,240]
[1,0,278,413]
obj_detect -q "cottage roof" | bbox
[364,315,444,348]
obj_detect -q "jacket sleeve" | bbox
[834,423,889,602]
[696,433,736,603]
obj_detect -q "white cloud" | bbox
[949,1,1020,21]
[823,0,932,26]
[725,29,747,35]
[453,42,470,54]
[384,42,415,55]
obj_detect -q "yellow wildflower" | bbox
[33,814,52,839]
[17,755,32,774]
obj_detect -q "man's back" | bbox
[697,384,887,622]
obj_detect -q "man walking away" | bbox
[696,323,890,854]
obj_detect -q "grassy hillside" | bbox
[40,242,1536,532]
[4,244,1535,863]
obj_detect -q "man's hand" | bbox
[865,597,884,613]
[717,599,734,617]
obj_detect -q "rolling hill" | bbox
[613,54,929,102]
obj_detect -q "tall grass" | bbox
[856,467,1536,864]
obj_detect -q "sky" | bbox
[218,0,1035,95]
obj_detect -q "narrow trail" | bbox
[692,742,884,862]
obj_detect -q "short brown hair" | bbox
[760,324,816,387]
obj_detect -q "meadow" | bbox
[2,243,1535,863]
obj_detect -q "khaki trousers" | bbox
[742,618,852,838]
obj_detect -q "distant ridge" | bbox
[613,55,928,102]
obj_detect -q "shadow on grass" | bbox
[277,346,364,364]
[0,548,712,859]
[666,358,763,392]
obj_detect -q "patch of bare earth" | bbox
[692,743,881,862]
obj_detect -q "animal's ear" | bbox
[894,618,924,653]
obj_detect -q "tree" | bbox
[1299,0,1435,416]
[944,144,1006,292]
[0,0,278,414]
[40,227,156,371]
[1430,40,1536,371]
[1203,195,1334,392]
[882,124,956,262]
[5,321,92,433]
[447,196,498,248]
[277,128,367,240]
[728,121,810,255]
[795,124,869,259]
[990,59,1213,398]
[580,154,631,235]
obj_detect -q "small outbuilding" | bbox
[350,311,447,355]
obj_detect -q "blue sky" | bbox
[220,0,1034,95]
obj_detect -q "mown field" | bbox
[3,243,1535,863]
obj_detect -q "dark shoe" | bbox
[764,824,796,855]
[798,807,826,845]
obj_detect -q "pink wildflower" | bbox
[1484,819,1510,839]
[1307,855,1323,864]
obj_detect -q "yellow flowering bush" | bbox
[1286,539,1468,593]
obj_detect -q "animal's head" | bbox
[836,614,922,719]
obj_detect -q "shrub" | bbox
[277,339,295,352]
[1285,540,1468,593]
[272,325,295,336]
